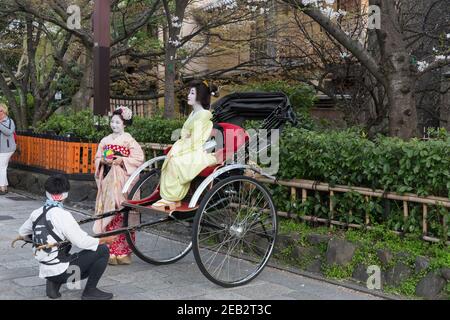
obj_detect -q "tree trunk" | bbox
[72,49,94,111]
[386,58,417,138]
[163,45,176,119]
[0,75,27,129]
[379,0,418,139]
[441,73,450,131]
[7,98,27,130]
[10,89,28,130]
[283,0,420,139]
[32,98,44,128]
[264,0,278,66]
[162,0,189,119]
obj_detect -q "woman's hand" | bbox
[101,158,113,166]
[99,235,118,245]
[113,156,124,166]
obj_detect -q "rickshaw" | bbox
[15,92,297,288]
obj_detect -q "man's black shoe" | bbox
[46,280,62,299]
[81,288,114,300]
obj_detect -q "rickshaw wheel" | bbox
[192,175,277,287]
[124,169,192,265]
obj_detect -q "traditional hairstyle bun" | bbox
[189,79,219,109]
[112,106,133,126]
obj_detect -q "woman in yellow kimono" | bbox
[152,80,219,210]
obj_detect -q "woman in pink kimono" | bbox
[94,106,144,265]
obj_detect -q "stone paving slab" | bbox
[0,191,383,300]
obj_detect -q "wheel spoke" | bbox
[126,170,192,264]
[194,177,277,287]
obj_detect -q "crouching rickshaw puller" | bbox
[17,174,117,300]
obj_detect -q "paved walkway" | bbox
[0,191,383,300]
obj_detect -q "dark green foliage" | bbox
[35,109,185,143]
[127,116,185,144]
[273,127,450,239]
[278,127,450,198]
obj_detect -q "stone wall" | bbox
[274,231,449,300]
[7,168,98,204]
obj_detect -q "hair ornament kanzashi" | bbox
[116,106,133,120]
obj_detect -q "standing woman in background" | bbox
[0,103,16,195]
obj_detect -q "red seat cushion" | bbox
[199,123,249,177]
[164,122,249,177]
[163,146,172,155]
[214,122,249,163]
[126,188,160,205]
[198,164,219,177]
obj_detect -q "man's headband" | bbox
[46,191,69,202]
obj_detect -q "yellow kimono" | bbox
[160,109,217,202]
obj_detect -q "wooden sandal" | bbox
[108,255,118,265]
[116,254,132,265]
[152,199,181,211]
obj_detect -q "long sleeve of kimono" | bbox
[122,139,145,175]
[175,111,213,157]
[94,140,105,179]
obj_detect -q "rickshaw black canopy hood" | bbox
[211,92,297,128]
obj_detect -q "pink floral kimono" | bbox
[93,132,144,256]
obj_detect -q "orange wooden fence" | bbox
[11,134,99,174]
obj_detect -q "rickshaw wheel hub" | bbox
[229,224,244,238]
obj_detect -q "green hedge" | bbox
[278,127,450,198]
[272,127,450,239]
[35,110,449,238]
[127,116,185,144]
[35,110,185,143]
[37,110,450,200]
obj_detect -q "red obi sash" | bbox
[103,144,131,159]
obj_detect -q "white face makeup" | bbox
[110,115,125,134]
[187,87,197,106]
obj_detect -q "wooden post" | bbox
[348,209,352,228]
[403,201,409,222]
[93,0,111,116]
[302,189,307,203]
[365,196,370,226]
[422,204,428,236]
[291,187,296,202]
[444,208,449,242]
[329,190,334,229]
